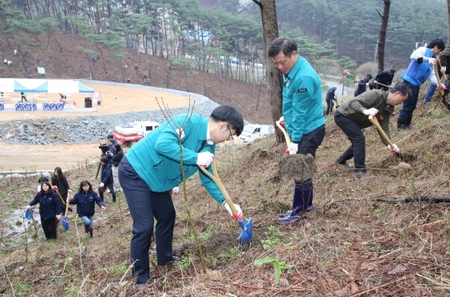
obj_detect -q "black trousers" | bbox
[41,216,57,239]
[118,157,175,284]
[334,111,366,172]
[98,183,115,201]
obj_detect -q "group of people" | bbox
[23,36,448,286]
[27,135,126,241]
[28,167,107,240]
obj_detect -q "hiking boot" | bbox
[354,171,377,181]
[277,213,301,224]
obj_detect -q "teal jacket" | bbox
[282,55,326,143]
[125,113,226,204]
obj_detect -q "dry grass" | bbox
[1,101,450,296]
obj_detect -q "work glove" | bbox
[362,108,379,116]
[288,142,298,155]
[441,66,446,74]
[388,144,400,154]
[99,182,104,187]
[56,214,62,221]
[196,151,214,168]
[172,186,180,195]
[438,83,447,90]
[277,116,285,128]
[27,205,32,209]
[223,202,243,221]
[427,58,437,65]
[100,206,105,210]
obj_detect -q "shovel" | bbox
[61,190,71,231]
[368,115,404,162]
[433,64,450,110]
[275,121,316,181]
[275,120,291,154]
[198,162,252,244]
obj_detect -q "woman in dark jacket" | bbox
[28,181,62,240]
[111,143,124,192]
[99,156,116,203]
[68,180,105,237]
[51,167,70,213]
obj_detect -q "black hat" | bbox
[38,176,49,183]
[210,105,244,136]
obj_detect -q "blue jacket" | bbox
[402,47,435,87]
[125,113,226,204]
[354,77,368,96]
[325,87,336,101]
[282,55,326,143]
[69,190,104,217]
[374,70,394,86]
[29,190,61,220]
[101,164,113,185]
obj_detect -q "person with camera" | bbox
[111,143,124,192]
[98,156,116,203]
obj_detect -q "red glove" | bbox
[52,185,58,191]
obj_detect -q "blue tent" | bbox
[14,80,48,93]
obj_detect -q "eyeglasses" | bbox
[226,124,234,141]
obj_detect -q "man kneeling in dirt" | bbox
[334,83,411,181]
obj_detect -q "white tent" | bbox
[0,79,94,93]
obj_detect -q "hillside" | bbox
[1,103,450,296]
[0,31,272,124]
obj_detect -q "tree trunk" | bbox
[447,0,450,42]
[377,0,391,73]
[253,0,283,142]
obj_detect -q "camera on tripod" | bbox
[99,143,109,155]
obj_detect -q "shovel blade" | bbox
[237,217,253,244]
[25,209,34,220]
[62,217,69,231]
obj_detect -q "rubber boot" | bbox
[305,187,314,212]
[277,185,304,224]
[89,227,93,238]
[99,191,104,202]
[397,117,408,131]
[84,224,90,235]
[111,192,116,203]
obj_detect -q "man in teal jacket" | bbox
[118,105,244,284]
[268,37,326,224]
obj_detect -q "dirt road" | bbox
[0,83,191,173]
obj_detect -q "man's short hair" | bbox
[428,38,445,50]
[366,74,373,80]
[268,37,297,58]
[390,83,412,100]
[389,69,396,74]
[210,105,244,136]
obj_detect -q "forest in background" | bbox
[0,0,448,82]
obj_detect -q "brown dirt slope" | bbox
[0,31,271,124]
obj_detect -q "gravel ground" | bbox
[0,80,220,145]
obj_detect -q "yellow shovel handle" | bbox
[198,162,238,215]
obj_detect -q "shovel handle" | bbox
[64,191,71,217]
[368,115,395,147]
[433,64,445,96]
[374,81,391,89]
[275,120,291,147]
[198,162,239,216]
